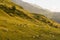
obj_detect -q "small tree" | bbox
[9,6,16,13]
[12,6,16,11]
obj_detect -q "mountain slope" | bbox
[0,0,60,40]
[51,12,60,23]
[12,0,60,23]
[12,0,53,18]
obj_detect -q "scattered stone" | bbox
[36,35,40,37]
[32,35,40,39]
[52,35,55,37]
[0,27,9,32]
[32,36,36,38]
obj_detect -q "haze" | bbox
[23,0,60,12]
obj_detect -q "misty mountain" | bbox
[52,12,60,23]
[11,0,53,18]
[12,0,60,23]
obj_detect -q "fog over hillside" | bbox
[12,0,60,23]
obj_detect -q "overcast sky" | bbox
[22,0,60,12]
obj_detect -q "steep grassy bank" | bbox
[0,0,60,40]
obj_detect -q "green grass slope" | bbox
[0,0,60,40]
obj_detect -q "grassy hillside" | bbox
[0,0,60,40]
